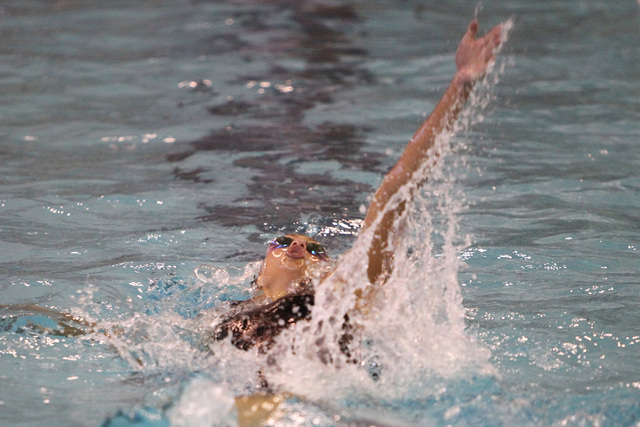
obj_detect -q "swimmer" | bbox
[2,18,503,427]
[222,19,503,426]
[214,19,503,353]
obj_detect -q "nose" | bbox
[285,238,307,259]
[291,239,306,250]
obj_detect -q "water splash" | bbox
[255,17,515,403]
[74,17,514,423]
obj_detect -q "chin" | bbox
[280,256,306,271]
[260,273,304,299]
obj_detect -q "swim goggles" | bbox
[269,236,328,258]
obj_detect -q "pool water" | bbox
[1,0,639,426]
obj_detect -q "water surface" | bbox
[1,1,639,426]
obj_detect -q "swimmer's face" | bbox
[256,234,329,300]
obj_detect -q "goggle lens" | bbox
[269,236,327,258]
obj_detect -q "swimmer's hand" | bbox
[454,19,502,85]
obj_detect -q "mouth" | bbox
[286,245,306,259]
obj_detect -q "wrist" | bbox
[453,71,476,90]
[454,69,481,86]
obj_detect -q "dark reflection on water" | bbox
[193,123,375,229]
[170,0,385,232]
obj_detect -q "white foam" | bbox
[254,18,515,401]
[77,16,515,418]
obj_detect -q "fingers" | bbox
[467,19,479,39]
[478,23,501,57]
[472,23,501,70]
[489,24,502,48]
[455,19,502,84]
[466,20,501,53]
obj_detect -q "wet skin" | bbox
[255,20,503,295]
[256,234,330,300]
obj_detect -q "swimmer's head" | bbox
[256,234,330,300]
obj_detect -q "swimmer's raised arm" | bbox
[249,21,502,302]
[362,20,502,284]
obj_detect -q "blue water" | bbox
[1,1,640,426]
